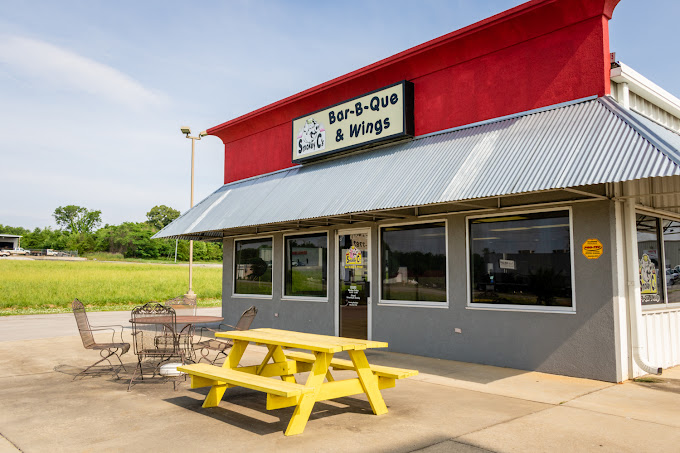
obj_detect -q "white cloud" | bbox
[0,35,166,110]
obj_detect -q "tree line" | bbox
[0,204,222,261]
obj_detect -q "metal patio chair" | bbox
[128,303,189,391]
[160,295,196,361]
[193,306,258,365]
[164,295,197,316]
[71,298,130,380]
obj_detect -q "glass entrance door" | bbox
[338,230,369,339]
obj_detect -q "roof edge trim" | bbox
[152,183,233,239]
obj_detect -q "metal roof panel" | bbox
[155,97,680,239]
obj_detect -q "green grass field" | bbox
[81,251,223,264]
[0,260,223,316]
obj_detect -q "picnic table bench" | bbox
[178,328,418,436]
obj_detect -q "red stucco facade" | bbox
[208,0,620,184]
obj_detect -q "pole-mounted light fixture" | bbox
[180,126,208,303]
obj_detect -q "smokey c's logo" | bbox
[297,118,326,155]
[291,81,414,164]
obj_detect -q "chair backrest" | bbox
[72,298,95,349]
[164,295,197,317]
[235,306,258,331]
[131,303,178,357]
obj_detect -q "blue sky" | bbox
[1,0,678,230]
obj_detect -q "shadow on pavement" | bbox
[163,387,374,436]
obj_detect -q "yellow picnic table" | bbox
[178,328,418,436]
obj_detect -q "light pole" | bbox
[180,126,207,303]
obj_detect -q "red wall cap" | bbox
[208,0,619,143]
[209,0,620,183]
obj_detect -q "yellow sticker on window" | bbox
[344,246,363,269]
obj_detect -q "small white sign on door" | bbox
[499,259,516,270]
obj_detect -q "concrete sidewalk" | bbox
[0,312,678,452]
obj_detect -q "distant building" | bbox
[157,0,680,382]
[0,234,21,250]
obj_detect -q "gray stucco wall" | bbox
[221,200,620,382]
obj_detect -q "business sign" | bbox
[292,81,414,163]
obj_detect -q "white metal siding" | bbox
[625,175,680,217]
[611,81,680,133]
[642,308,680,368]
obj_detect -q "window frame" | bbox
[378,218,449,308]
[232,235,275,299]
[466,207,576,314]
[636,208,680,311]
[281,230,330,302]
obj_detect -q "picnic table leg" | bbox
[348,350,388,416]
[222,339,248,370]
[270,345,297,383]
[203,383,229,408]
[202,340,249,408]
[285,351,332,436]
[255,345,277,375]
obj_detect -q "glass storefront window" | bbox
[469,210,573,308]
[381,222,447,303]
[284,233,328,298]
[663,219,680,304]
[637,215,664,305]
[234,238,273,295]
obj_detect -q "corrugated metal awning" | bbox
[154,96,680,240]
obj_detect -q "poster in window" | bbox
[639,253,660,303]
[344,245,364,269]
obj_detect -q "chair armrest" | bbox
[92,324,127,343]
[217,323,242,330]
[179,324,194,336]
[195,323,247,341]
[91,324,126,330]
[85,327,117,343]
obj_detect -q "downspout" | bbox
[623,197,662,375]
